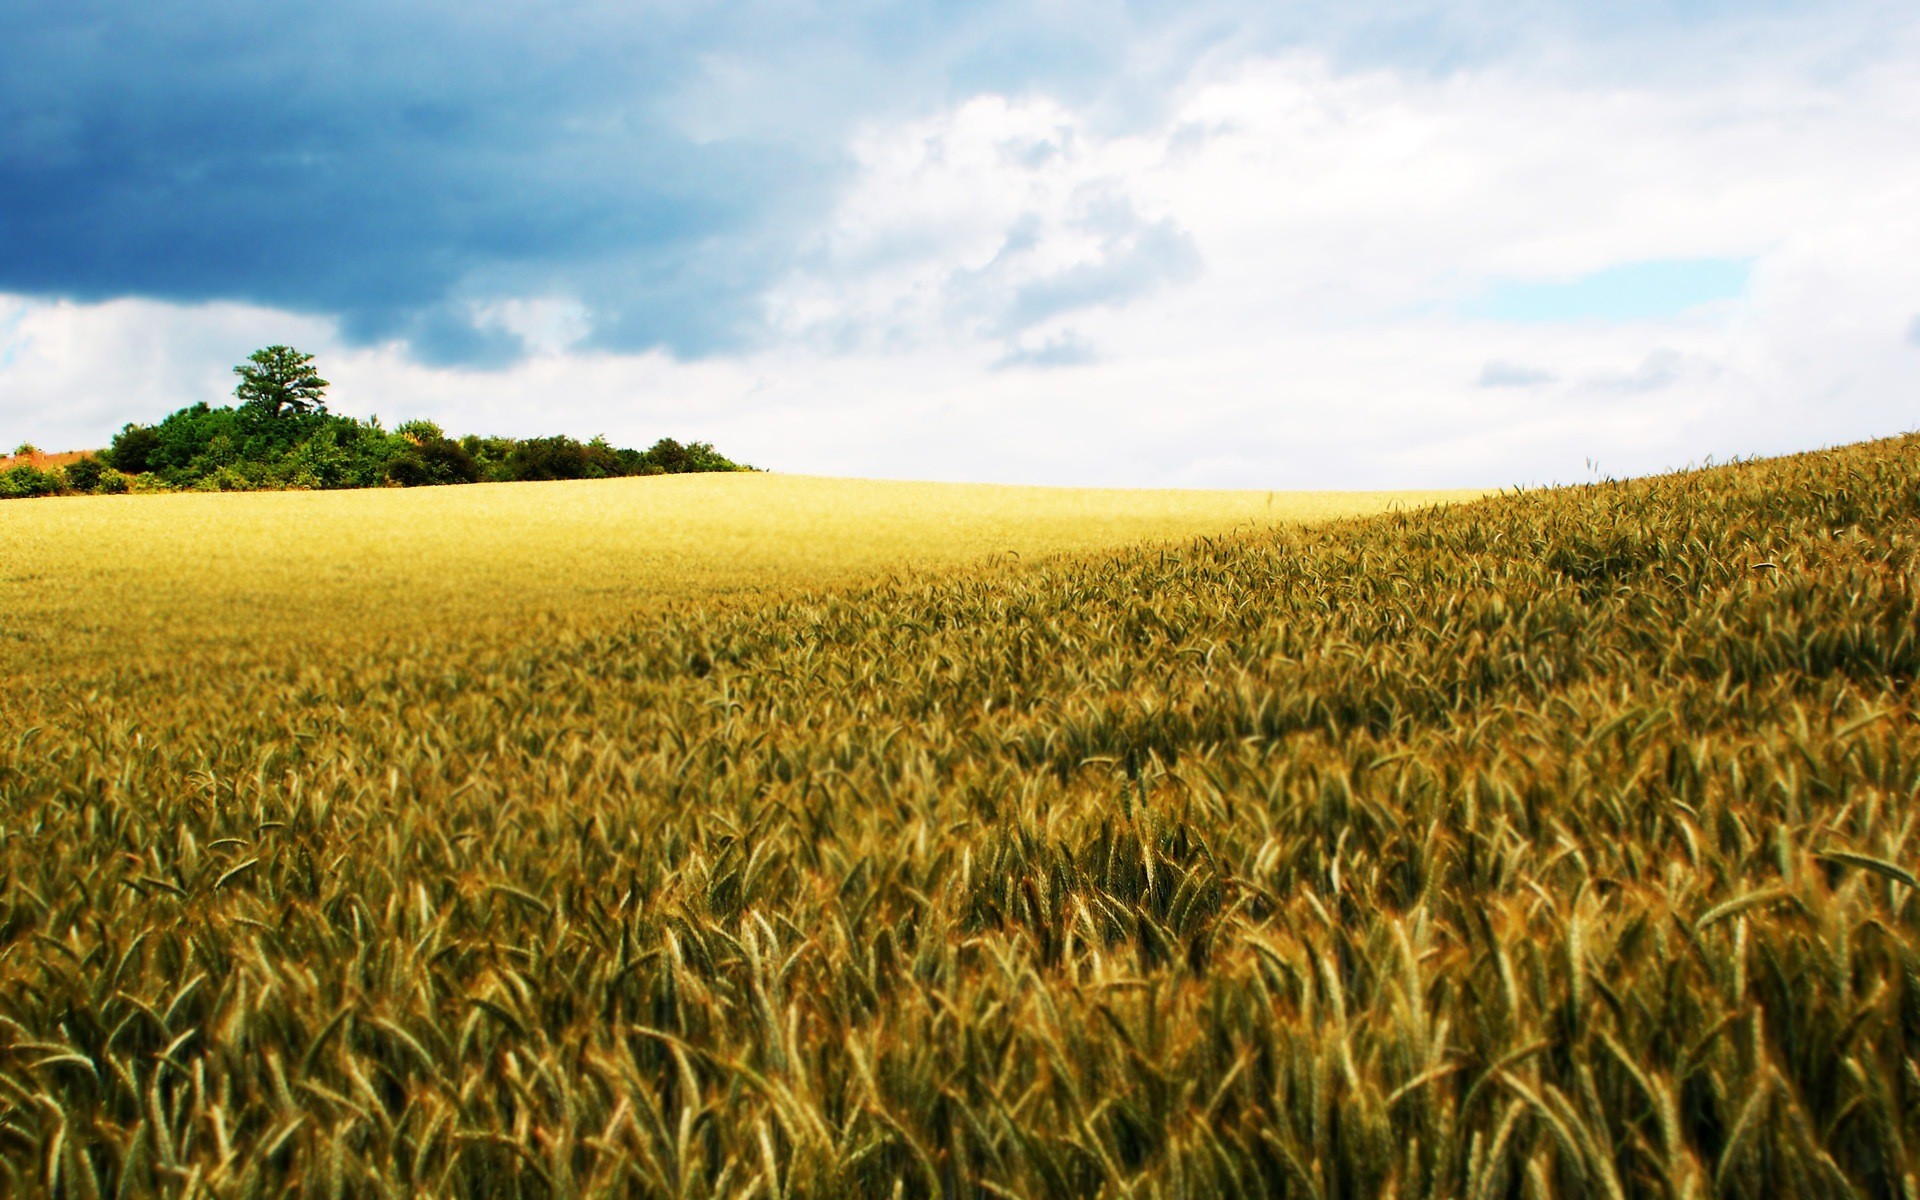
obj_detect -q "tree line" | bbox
[2,345,750,499]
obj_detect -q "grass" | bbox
[0,473,1476,676]
[0,439,1916,1198]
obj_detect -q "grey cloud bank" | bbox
[0,1,854,360]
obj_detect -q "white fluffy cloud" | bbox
[5,17,1918,487]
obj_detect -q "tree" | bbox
[234,345,329,418]
[107,423,161,474]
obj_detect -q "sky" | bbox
[2,0,1917,488]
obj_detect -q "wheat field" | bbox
[0,473,1477,678]
[1,442,1917,1198]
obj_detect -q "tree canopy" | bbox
[234,345,330,418]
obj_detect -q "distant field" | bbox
[0,472,1479,674]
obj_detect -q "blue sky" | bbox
[2,0,1917,485]
[1465,260,1751,324]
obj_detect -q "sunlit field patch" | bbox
[0,472,1475,676]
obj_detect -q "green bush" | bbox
[621,437,750,474]
[383,453,431,487]
[192,465,258,492]
[0,464,62,499]
[107,424,162,474]
[62,454,110,493]
[387,426,484,486]
[502,435,600,481]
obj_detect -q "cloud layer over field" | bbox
[3,1,1917,486]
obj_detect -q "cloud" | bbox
[0,2,842,361]
[769,94,1205,359]
[471,297,593,359]
[4,2,1920,488]
[995,330,1101,370]
[1477,360,1556,387]
[1908,314,1920,345]
[997,202,1203,335]
[7,0,1886,370]
[0,294,337,450]
[4,1,1222,364]
[1590,348,1689,392]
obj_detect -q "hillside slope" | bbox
[1,436,1916,1197]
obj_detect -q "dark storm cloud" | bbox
[1,0,1282,362]
[0,1,855,358]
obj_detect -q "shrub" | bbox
[192,466,258,492]
[460,435,515,478]
[503,435,593,481]
[0,463,62,499]
[107,423,162,474]
[386,433,483,486]
[384,453,432,487]
[631,437,748,474]
[63,454,109,493]
[420,437,484,484]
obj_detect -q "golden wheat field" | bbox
[0,473,1477,678]
[2,439,1918,1198]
